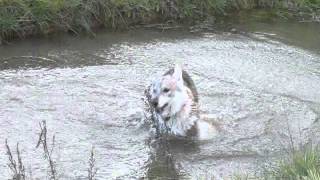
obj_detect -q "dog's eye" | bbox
[163,88,170,93]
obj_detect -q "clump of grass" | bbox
[5,120,99,179]
[232,146,320,180]
[5,139,26,180]
[233,146,320,180]
[269,147,320,180]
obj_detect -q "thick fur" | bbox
[146,65,217,140]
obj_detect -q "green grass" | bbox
[0,0,319,42]
[0,0,229,41]
[270,147,320,180]
[233,146,320,180]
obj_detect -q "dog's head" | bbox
[150,64,190,121]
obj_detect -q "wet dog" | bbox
[146,65,217,140]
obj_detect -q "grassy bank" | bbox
[0,0,319,43]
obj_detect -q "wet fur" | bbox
[146,66,217,140]
[163,68,199,103]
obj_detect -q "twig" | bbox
[285,118,295,154]
[16,143,26,180]
[88,147,98,180]
[36,121,57,180]
[5,139,26,180]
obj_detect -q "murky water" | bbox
[0,14,320,179]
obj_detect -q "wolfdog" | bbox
[146,65,217,140]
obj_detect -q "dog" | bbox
[146,64,218,140]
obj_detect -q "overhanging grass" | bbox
[0,0,229,42]
[0,0,319,42]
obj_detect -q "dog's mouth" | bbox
[155,103,168,112]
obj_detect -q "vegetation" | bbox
[0,0,319,43]
[5,140,26,180]
[269,147,320,180]
[36,121,58,179]
[5,120,97,180]
[4,121,320,179]
[234,146,320,180]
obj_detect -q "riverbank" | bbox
[0,0,319,44]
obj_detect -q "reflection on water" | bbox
[0,14,320,179]
[218,10,320,53]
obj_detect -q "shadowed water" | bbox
[0,18,320,179]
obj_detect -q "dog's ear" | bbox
[173,64,183,87]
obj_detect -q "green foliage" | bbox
[0,0,319,42]
[298,0,320,6]
[231,147,320,180]
[271,148,320,180]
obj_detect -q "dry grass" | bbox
[36,121,57,180]
[5,120,98,180]
[88,147,98,180]
[5,140,26,180]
